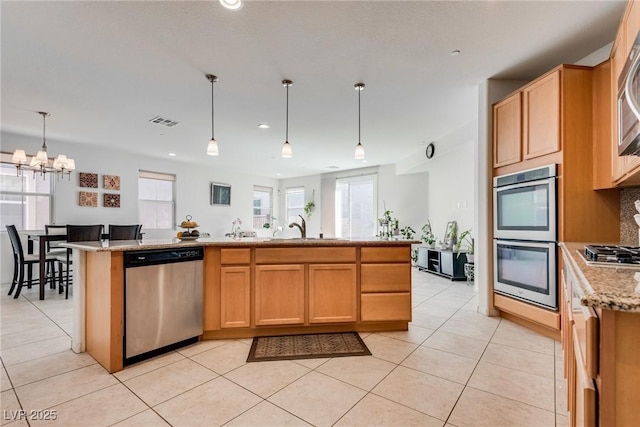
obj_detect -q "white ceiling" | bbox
[1,0,626,179]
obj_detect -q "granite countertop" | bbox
[560,242,640,313]
[61,237,421,252]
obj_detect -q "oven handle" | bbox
[624,50,640,122]
[495,239,556,250]
[494,176,556,193]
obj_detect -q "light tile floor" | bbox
[0,270,568,426]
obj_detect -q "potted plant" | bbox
[304,201,315,220]
[400,226,415,240]
[454,229,474,262]
[421,220,436,248]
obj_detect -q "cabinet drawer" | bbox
[361,247,409,263]
[361,292,411,322]
[221,248,251,265]
[361,264,410,293]
[255,247,355,263]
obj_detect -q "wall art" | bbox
[103,193,121,208]
[79,172,98,188]
[79,191,98,207]
[211,182,231,205]
[103,174,120,190]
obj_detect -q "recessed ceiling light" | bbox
[258,124,270,129]
[168,153,176,157]
[219,0,242,10]
[276,173,281,176]
[450,50,461,56]
[361,160,368,163]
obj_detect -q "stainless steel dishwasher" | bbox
[124,247,204,364]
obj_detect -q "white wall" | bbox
[279,163,459,243]
[1,131,278,283]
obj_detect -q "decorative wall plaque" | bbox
[79,191,98,207]
[103,193,120,208]
[103,174,120,190]
[79,172,98,188]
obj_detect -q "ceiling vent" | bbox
[149,116,180,128]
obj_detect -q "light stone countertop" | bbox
[61,237,421,252]
[560,242,640,313]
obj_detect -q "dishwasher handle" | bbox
[124,247,204,268]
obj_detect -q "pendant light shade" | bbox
[282,79,293,158]
[281,141,292,158]
[354,83,366,160]
[206,74,220,156]
[207,138,219,156]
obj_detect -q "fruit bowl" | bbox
[178,236,199,241]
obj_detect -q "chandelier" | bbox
[11,112,75,180]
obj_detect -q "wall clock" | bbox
[426,142,435,159]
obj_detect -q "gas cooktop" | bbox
[582,245,640,267]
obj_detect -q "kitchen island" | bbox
[560,243,640,426]
[63,237,417,373]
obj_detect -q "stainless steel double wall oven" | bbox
[493,164,558,310]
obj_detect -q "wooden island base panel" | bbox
[69,238,417,373]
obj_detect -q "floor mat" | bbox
[247,332,371,362]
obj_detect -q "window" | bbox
[286,187,305,224]
[253,186,273,229]
[138,170,175,230]
[0,154,53,231]
[335,174,377,238]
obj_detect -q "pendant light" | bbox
[11,111,75,179]
[281,79,293,158]
[354,83,366,160]
[206,74,219,156]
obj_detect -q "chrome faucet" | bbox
[288,215,306,238]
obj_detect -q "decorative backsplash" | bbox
[620,187,640,245]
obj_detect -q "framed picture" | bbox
[442,221,457,250]
[211,182,231,205]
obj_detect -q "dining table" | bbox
[26,232,68,300]
[26,231,111,300]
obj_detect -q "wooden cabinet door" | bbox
[493,92,522,167]
[573,337,597,427]
[220,266,251,328]
[255,264,305,326]
[523,70,561,160]
[625,1,640,62]
[308,264,356,324]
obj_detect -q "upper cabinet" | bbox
[493,70,562,170]
[493,92,522,167]
[523,71,561,160]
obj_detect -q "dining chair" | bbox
[6,225,58,299]
[44,224,67,289]
[58,224,103,299]
[108,224,142,240]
